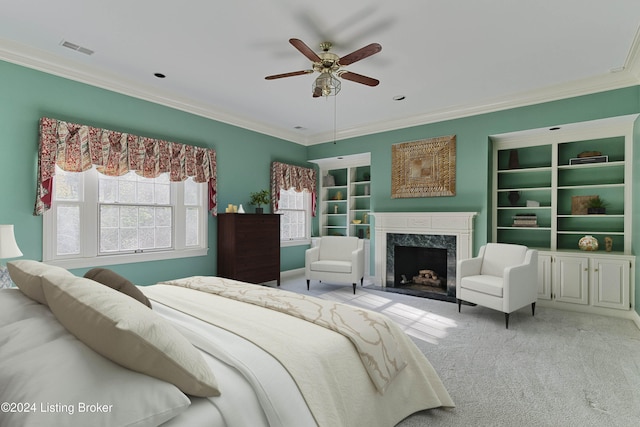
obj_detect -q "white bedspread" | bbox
[158,275,407,393]
[153,301,316,427]
[143,280,454,427]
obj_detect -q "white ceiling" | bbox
[1,0,639,145]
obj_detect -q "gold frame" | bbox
[391,135,456,198]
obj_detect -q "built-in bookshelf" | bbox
[491,115,635,254]
[309,153,371,239]
[490,115,637,316]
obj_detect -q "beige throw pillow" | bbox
[42,274,220,397]
[7,259,75,305]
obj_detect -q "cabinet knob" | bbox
[584,268,588,271]
[594,268,599,272]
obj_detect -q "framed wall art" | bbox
[391,135,456,198]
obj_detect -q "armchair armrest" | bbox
[502,250,538,305]
[351,247,365,278]
[306,246,320,263]
[457,256,483,280]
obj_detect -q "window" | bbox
[43,165,208,269]
[276,188,311,246]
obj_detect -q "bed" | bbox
[0,260,454,427]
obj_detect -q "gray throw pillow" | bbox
[84,267,152,308]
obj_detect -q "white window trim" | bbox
[43,168,208,269]
[278,189,312,248]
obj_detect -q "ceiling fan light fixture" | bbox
[313,72,341,97]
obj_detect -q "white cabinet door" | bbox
[537,254,552,300]
[592,257,630,310]
[554,255,589,305]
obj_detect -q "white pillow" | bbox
[41,274,220,397]
[7,259,75,305]
[0,289,190,427]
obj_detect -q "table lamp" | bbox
[0,224,23,288]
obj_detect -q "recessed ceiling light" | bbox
[154,73,166,79]
[393,95,406,101]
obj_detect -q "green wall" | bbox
[0,60,309,284]
[3,58,640,315]
[307,86,640,315]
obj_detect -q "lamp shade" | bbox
[0,225,23,259]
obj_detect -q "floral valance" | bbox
[270,161,317,216]
[34,117,217,215]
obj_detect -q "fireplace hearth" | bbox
[372,212,477,302]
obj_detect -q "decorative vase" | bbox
[578,235,599,251]
[508,191,520,206]
[238,204,245,213]
[508,149,520,169]
[322,174,335,187]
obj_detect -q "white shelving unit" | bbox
[491,114,638,317]
[309,153,371,239]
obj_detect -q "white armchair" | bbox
[305,236,365,294]
[456,243,538,328]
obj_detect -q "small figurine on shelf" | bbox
[334,205,339,214]
[604,236,613,252]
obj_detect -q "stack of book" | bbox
[512,213,538,227]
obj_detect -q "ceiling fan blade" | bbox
[265,70,314,80]
[313,86,323,98]
[339,43,382,66]
[340,71,379,87]
[289,38,322,63]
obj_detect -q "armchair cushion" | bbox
[480,243,528,277]
[310,260,352,274]
[459,275,504,297]
[318,236,360,260]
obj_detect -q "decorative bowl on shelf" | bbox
[578,235,599,251]
[352,220,362,224]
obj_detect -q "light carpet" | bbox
[273,275,640,427]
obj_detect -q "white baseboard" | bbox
[631,310,640,331]
[281,268,304,279]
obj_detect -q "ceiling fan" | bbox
[265,38,382,97]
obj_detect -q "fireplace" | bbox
[387,233,457,301]
[393,246,447,291]
[372,212,477,301]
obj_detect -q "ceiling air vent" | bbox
[61,40,94,55]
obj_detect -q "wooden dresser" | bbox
[217,213,280,286]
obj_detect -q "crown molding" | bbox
[2,37,639,148]
[0,39,306,144]
[303,70,640,146]
[624,24,640,80]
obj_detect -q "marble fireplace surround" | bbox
[371,212,477,288]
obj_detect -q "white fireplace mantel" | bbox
[370,212,478,287]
